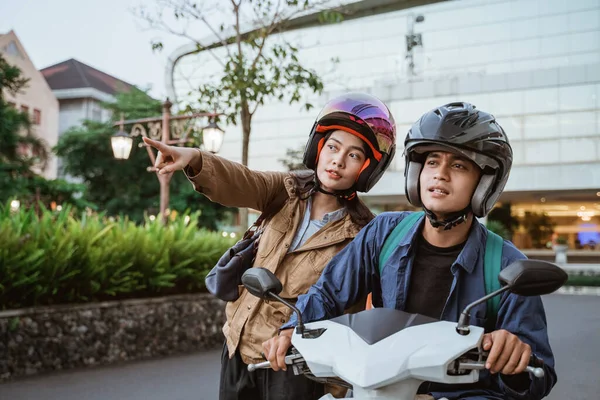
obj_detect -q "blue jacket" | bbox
[282,212,557,400]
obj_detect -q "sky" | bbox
[0,0,212,99]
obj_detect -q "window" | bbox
[20,105,29,114]
[559,84,596,112]
[33,109,41,125]
[4,41,23,58]
[90,102,102,121]
[7,101,16,108]
[523,114,559,139]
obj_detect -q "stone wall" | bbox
[0,293,225,382]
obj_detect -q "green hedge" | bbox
[0,204,235,310]
[566,275,600,287]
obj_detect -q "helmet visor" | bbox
[317,92,396,156]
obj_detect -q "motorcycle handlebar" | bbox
[458,361,544,378]
[247,353,304,372]
[249,352,545,378]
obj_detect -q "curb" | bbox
[556,286,600,296]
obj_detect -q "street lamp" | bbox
[202,120,225,154]
[111,130,133,160]
[111,99,224,223]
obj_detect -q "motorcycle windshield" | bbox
[329,308,438,345]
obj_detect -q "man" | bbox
[263,102,557,400]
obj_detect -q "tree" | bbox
[485,220,511,241]
[0,55,47,177]
[520,211,555,249]
[55,89,231,228]
[279,145,307,171]
[0,54,84,209]
[138,0,340,225]
[488,202,518,239]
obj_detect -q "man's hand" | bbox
[483,329,532,375]
[262,329,293,371]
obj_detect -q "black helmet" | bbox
[404,102,512,218]
[303,92,396,193]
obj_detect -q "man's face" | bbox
[419,151,481,218]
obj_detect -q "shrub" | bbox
[0,203,235,309]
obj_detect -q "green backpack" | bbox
[378,211,504,323]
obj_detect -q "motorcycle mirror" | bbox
[500,259,568,296]
[241,267,309,337]
[456,259,567,335]
[241,268,283,300]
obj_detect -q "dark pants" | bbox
[219,342,326,400]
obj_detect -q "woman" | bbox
[143,92,397,400]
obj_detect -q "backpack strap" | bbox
[484,229,503,326]
[378,212,424,275]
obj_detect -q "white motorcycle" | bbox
[241,259,567,400]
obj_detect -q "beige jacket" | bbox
[185,151,363,364]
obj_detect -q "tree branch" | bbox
[135,0,231,66]
[247,0,281,73]
[174,0,233,59]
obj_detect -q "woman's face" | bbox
[316,129,367,193]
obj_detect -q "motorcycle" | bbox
[241,259,567,400]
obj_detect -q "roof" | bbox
[40,58,135,95]
[0,30,26,60]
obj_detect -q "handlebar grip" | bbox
[247,353,305,372]
[248,361,271,372]
[458,361,544,378]
[527,354,545,378]
[526,366,545,378]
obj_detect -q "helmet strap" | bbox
[314,178,357,200]
[423,206,471,231]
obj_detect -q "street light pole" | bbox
[158,99,172,224]
[111,99,224,224]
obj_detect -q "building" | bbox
[40,58,136,177]
[0,30,59,179]
[166,0,600,250]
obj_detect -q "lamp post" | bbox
[201,119,225,153]
[111,99,225,223]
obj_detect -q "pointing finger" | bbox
[143,137,170,153]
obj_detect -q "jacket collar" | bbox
[283,170,316,199]
[284,170,362,239]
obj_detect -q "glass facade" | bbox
[170,0,600,245]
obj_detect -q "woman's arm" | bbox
[144,137,287,211]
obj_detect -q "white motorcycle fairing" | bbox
[291,308,484,400]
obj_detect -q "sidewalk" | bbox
[559,263,600,275]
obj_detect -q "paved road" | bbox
[1,294,598,400]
